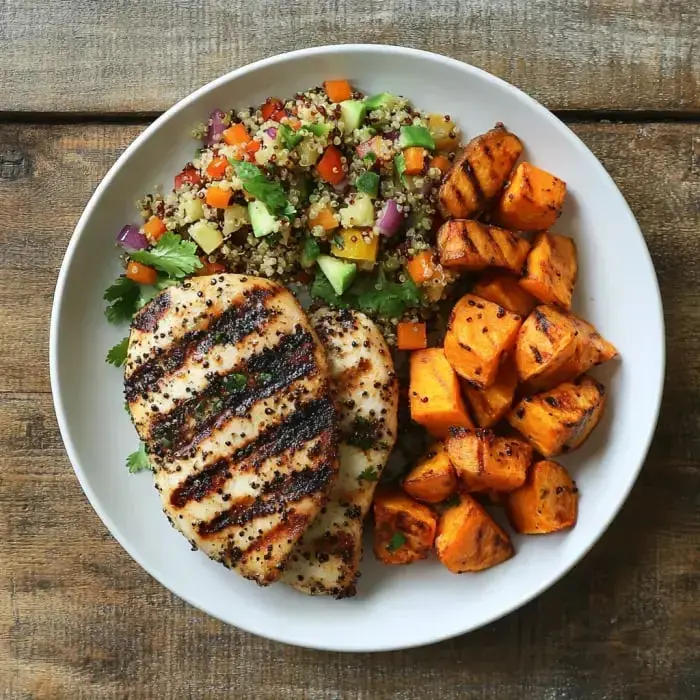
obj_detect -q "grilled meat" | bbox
[281,308,398,597]
[125,274,339,585]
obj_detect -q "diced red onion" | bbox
[383,130,399,142]
[117,224,148,251]
[265,127,278,139]
[205,109,227,146]
[332,178,349,193]
[376,199,402,237]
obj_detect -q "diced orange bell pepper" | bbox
[406,250,437,285]
[397,322,428,350]
[261,98,285,121]
[142,216,167,241]
[323,79,353,103]
[403,147,427,175]
[308,204,338,231]
[206,155,229,179]
[430,154,452,175]
[126,261,158,285]
[316,145,346,185]
[205,186,232,208]
[222,123,251,147]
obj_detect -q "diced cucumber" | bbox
[398,125,436,151]
[302,122,331,139]
[355,171,380,198]
[300,237,321,269]
[364,92,400,111]
[340,100,367,133]
[222,203,249,235]
[298,138,322,167]
[394,153,407,185]
[317,254,357,295]
[339,192,375,228]
[189,221,224,254]
[183,197,204,222]
[248,201,280,238]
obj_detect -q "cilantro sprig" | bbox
[232,161,295,218]
[130,232,202,278]
[126,442,152,474]
[106,337,129,367]
[104,277,140,323]
[386,532,406,552]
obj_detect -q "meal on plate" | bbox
[104,79,618,597]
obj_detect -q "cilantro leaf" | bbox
[355,268,421,318]
[137,276,179,310]
[130,232,202,278]
[222,373,247,391]
[346,416,380,451]
[106,337,129,367]
[126,442,152,473]
[386,532,406,552]
[358,467,379,482]
[233,161,295,218]
[104,277,140,324]
[279,124,304,149]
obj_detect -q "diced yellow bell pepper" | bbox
[330,228,378,263]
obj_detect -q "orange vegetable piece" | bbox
[308,204,339,231]
[497,162,567,231]
[430,154,452,175]
[126,261,158,286]
[472,271,537,318]
[406,250,438,285]
[373,492,438,565]
[402,443,457,504]
[397,322,427,350]
[261,98,285,121]
[142,216,167,242]
[507,375,606,457]
[222,123,252,146]
[323,79,353,103]
[205,185,232,208]
[403,147,427,175]
[444,293,522,389]
[197,257,228,276]
[463,356,518,428]
[505,460,578,534]
[446,427,532,493]
[435,494,514,573]
[409,348,474,438]
[316,145,346,185]
[519,232,578,310]
[206,155,229,179]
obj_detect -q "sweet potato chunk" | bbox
[496,162,567,231]
[403,443,458,504]
[437,220,531,274]
[444,294,522,388]
[515,305,618,392]
[520,232,577,309]
[463,356,518,427]
[435,494,514,573]
[507,375,606,456]
[410,348,474,438]
[373,492,438,565]
[438,126,523,220]
[446,427,533,493]
[472,271,537,317]
[505,460,578,533]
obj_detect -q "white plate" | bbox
[50,44,664,652]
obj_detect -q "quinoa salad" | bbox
[106,79,465,349]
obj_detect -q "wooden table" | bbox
[1,2,698,698]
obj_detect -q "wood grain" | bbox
[0,121,698,698]
[0,0,698,114]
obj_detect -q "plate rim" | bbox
[49,43,666,652]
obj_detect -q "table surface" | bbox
[1,2,698,698]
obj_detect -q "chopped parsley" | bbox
[222,373,247,391]
[355,171,380,198]
[363,152,377,165]
[347,416,380,451]
[232,161,295,218]
[106,337,129,367]
[257,372,273,383]
[358,467,379,482]
[130,232,202,278]
[386,532,406,552]
[104,277,140,324]
[126,442,152,473]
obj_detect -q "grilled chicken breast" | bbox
[124,274,339,585]
[281,308,398,597]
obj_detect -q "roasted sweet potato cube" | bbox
[410,348,474,438]
[437,220,531,274]
[403,443,458,504]
[463,356,518,427]
[519,232,578,309]
[373,492,438,565]
[496,162,567,231]
[438,126,523,220]
[435,494,514,573]
[472,271,538,317]
[514,306,579,386]
[505,460,578,533]
[444,294,522,388]
[446,427,533,492]
[507,375,606,456]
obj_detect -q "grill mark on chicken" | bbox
[169,396,337,508]
[197,461,335,536]
[131,290,172,333]
[125,286,276,401]
[149,330,318,456]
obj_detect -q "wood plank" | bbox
[0,121,698,696]
[0,0,698,114]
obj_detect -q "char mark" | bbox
[132,291,172,333]
[125,286,275,402]
[461,157,486,205]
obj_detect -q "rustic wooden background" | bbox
[0,1,698,698]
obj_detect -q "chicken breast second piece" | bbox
[281,308,398,598]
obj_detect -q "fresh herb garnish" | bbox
[106,337,129,367]
[386,532,406,552]
[104,277,140,324]
[356,171,380,198]
[363,152,377,165]
[257,372,273,383]
[137,276,179,310]
[279,124,305,149]
[301,237,321,267]
[130,232,203,278]
[358,467,379,482]
[311,271,349,308]
[232,161,296,218]
[223,373,247,391]
[126,442,151,473]
[347,415,380,450]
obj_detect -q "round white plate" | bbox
[50,44,664,652]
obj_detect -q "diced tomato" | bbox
[206,155,229,179]
[174,167,201,190]
[316,145,346,185]
[261,98,286,121]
